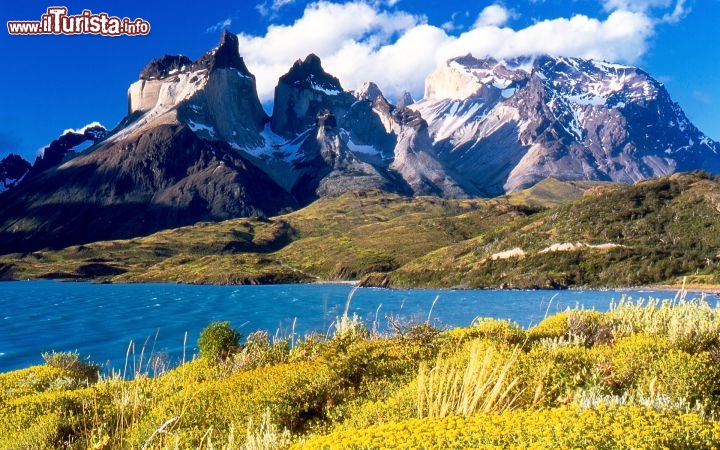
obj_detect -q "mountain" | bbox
[0,123,107,194]
[0,31,296,254]
[412,54,720,195]
[2,34,719,255]
[253,55,474,202]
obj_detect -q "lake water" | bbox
[0,281,712,373]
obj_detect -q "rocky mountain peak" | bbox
[396,91,414,108]
[194,30,253,76]
[139,55,193,80]
[137,31,252,82]
[0,154,31,192]
[424,54,532,100]
[33,123,107,173]
[271,54,353,138]
[412,53,720,195]
[354,82,384,103]
[279,53,343,92]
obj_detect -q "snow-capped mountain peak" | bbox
[412,53,720,195]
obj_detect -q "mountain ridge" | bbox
[1,32,719,254]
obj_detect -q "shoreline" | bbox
[5,276,720,296]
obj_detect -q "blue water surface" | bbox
[0,281,712,373]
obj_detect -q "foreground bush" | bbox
[197,321,242,361]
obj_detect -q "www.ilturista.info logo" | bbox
[7,7,150,36]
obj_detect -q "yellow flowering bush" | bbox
[296,405,720,450]
[437,317,525,350]
[128,360,336,448]
[526,312,569,341]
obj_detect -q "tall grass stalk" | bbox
[242,409,292,450]
[417,342,520,418]
[333,286,364,338]
[609,295,720,347]
[427,295,440,324]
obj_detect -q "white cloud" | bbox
[602,0,689,22]
[257,0,296,17]
[474,4,511,27]
[236,1,683,104]
[206,18,232,33]
[238,1,421,100]
[440,10,653,64]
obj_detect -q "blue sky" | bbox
[1,0,718,162]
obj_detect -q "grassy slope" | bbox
[0,190,523,284]
[370,172,720,289]
[2,172,719,288]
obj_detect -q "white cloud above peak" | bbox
[238,0,688,104]
[474,4,512,27]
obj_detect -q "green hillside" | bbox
[0,191,520,284]
[2,172,719,289]
[370,172,720,289]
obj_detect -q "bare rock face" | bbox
[32,123,107,173]
[413,54,720,195]
[286,110,398,204]
[262,67,475,201]
[270,54,355,138]
[0,154,31,191]
[125,30,267,149]
[139,55,193,80]
[390,108,475,198]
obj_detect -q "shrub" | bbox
[516,345,598,407]
[129,361,337,447]
[229,331,290,372]
[41,351,99,383]
[198,321,242,361]
[436,318,525,352]
[527,312,569,341]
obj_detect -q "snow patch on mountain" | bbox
[311,82,341,96]
[187,120,216,137]
[346,137,380,155]
[62,121,106,137]
[244,124,306,163]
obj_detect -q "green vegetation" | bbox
[0,190,508,284]
[197,321,242,361]
[375,171,720,289]
[41,351,99,383]
[1,172,720,289]
[3,296,720,448]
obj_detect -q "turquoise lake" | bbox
[0,281,712,373]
